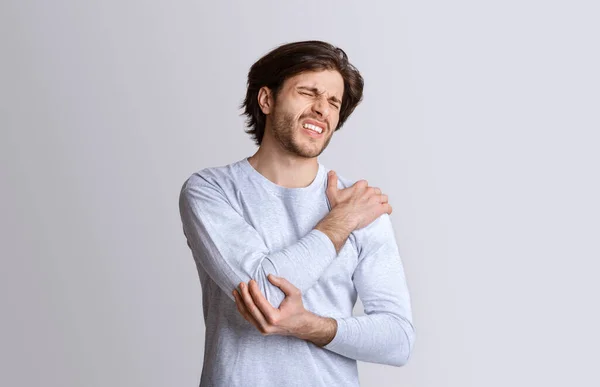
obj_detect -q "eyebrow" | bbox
[297,86,342,105]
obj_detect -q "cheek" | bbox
[296,105,313,120]
[330,114,340,129]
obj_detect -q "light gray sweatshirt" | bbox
[178,157,415,387]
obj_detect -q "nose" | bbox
[311,95,330,119]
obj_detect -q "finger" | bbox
[234,289,261,327]
[326,171,338,192]
[380,193,388,204]
[233,289,261,327]
[267,274,301,298]
[373,187,382,195]
[248,280,279,324]
[239,282,270,330]
[354,179,368,190]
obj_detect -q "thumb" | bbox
[268,274,299,297]
[326,170,338,192]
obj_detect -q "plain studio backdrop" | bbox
[1,0,598,386]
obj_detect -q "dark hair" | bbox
[241,40,364,146]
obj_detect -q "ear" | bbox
[257,86,274,115]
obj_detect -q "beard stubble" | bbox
[270,108,333,158]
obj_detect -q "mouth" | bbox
[301,119,326,137]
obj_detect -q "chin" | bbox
[294,144,327,158]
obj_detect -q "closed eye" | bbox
[297,87,341,109]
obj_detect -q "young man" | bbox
[179,41,415,387]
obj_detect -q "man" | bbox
[179,40,415,387]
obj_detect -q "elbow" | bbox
[252,264,286,309]
[388,319,416,367]
[388,349,412,368]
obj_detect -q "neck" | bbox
[248,138,319,189]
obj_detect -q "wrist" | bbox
[296,311,337,347]
[315,208,355,253]
[330,206,358,231]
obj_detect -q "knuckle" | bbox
[356,179,368,188]
[266,315,278,325]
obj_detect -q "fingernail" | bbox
[240,283,245,289]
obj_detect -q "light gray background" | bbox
[1,0,598,386]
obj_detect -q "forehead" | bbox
[283,70,344,98]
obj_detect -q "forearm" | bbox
[292,310,414,366]
[254,229,336,303]
[323,314,415,367]
[321,213,416,366]
[293,310,414,366]
[248,208,354,307]
[249,209,354,306]
[292,312,338,347]
[315,207,355,254]
[269,207,354,285]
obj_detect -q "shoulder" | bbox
[322,166,396,250]
[321,166,361,191]
[352,213,398,260]
[179,161,248,211]
[180,160,244,195]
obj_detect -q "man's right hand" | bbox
[315,170,393,253]
[326,170,392,230]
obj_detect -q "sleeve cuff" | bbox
[323,317,346,352]
[310,228,337,259]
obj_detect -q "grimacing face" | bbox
[264,70,344,158]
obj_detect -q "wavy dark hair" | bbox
[241,40,364,146]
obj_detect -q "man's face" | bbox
[266,70,344,158]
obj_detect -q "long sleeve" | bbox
[178,174,337,308]
[322,213,415,366]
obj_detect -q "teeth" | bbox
[303,123,323,134]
